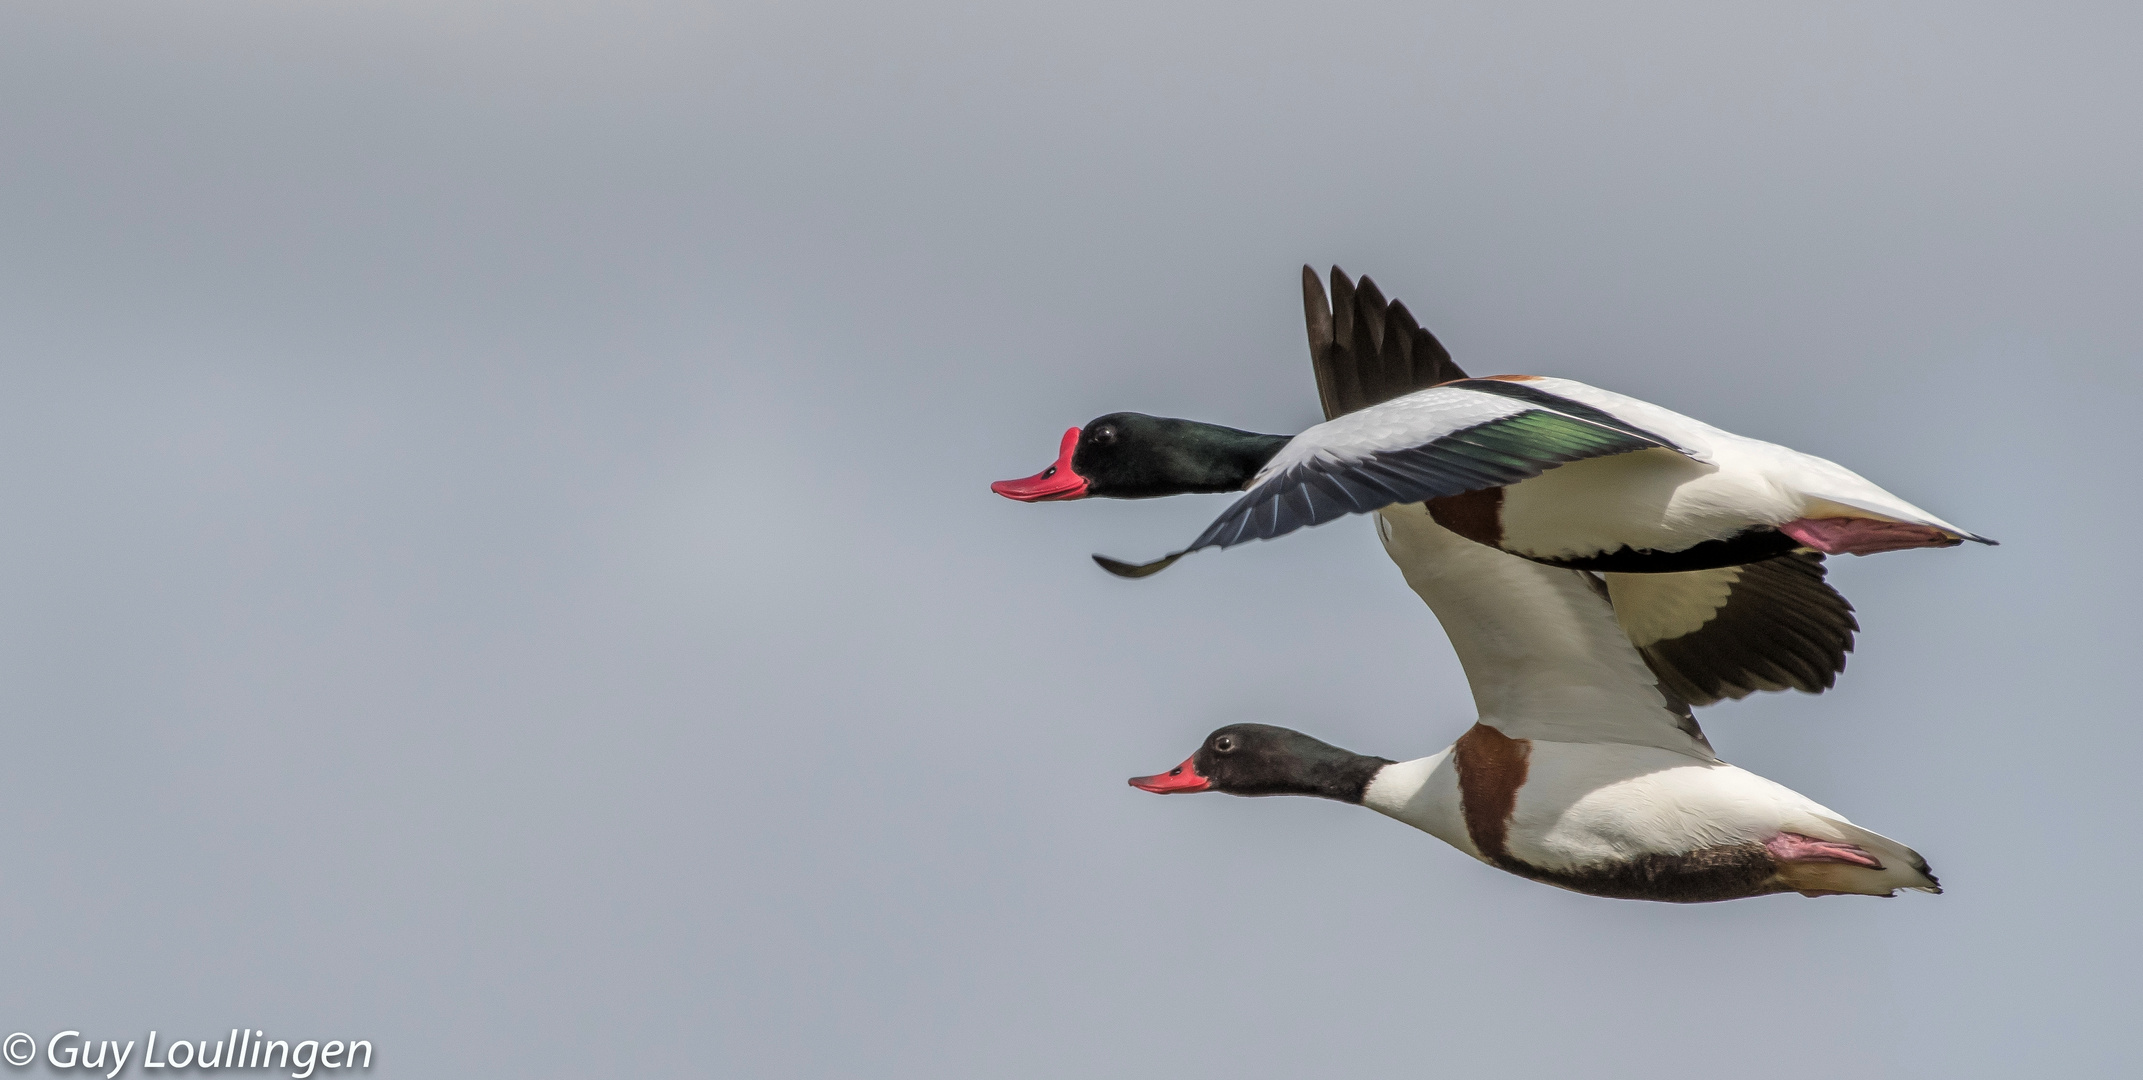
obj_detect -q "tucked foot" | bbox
[1766,831,1884,869]
[1779,517,1966,556]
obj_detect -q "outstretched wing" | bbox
[1299,268,1858,710]
[1097,381,1688,575]
[1305,266,1469,421]
[1604,553,1858,707]
[1376,505,1717,757]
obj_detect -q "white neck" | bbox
[1359,750,1474,856]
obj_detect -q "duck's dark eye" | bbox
[1214,735,1236,753]
[1042,466,1056,478]
[1092,425,1118,446]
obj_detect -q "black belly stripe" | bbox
[1504,843,1789,904]
[1528,528,1803,573]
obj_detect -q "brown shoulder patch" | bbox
[1452,724,1530,862]
[1478,374,1542,382]
[1426,487,1505,548]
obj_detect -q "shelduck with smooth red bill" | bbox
[1125,510,1942,903]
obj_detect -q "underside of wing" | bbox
[1603,553,1858,707]
[1378,506,1717,758]
[1304,266,1468,422]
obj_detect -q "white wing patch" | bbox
[1605,567,1740,647]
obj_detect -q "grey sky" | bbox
[0,2,2135,1077]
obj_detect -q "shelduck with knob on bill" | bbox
[994,266,1992,577]
[1001,266,1870,708]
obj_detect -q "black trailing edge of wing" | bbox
[1635,553,1859,707]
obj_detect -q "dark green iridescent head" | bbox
[990,413,1291,502]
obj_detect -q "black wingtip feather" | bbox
[1303,266,1340,422]
[1329,267,1357,350]
[1303,266,1470,420]
[1352,276,1389,354]
[1628,553,1856,706]
[1092,551,1186,578]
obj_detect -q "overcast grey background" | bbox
[0,3,2134,1077]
